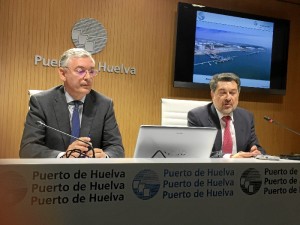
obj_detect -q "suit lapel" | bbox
[53,87,71,148]
[80,92,97,137]
[233,109,243,150]
[209,104,222,151]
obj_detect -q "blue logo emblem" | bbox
[240,168,262,195]
[132,169,160,200]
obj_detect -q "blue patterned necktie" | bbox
[71,100,82,142]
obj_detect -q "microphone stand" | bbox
[36,121,95,158]
[264,116,300,160]
[264,116,300,136]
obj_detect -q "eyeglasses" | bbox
[64,67,98,77]
[61,148,95,158]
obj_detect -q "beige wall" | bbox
[0,0,300,158]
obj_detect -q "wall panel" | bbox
[0,0,300,158]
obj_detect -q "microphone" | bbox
[36,121,95,158]
[264,116,300,136]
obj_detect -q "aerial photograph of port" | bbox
[193,13,273,86]
[193,38,272,81]
[194,40,265,66]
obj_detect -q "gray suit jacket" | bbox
[188,102,265,157]
[20,85,124,158]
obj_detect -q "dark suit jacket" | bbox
[188,102,265,156]
[20,85,124,158]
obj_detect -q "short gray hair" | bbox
[59,48,94,67]
[209,73,241,92]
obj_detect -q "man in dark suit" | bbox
[188,73,265,158]
[20,48,124,158]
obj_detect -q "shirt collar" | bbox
[215,108,234,122]
[64,90,86,104]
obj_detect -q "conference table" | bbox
[1,157,300,225]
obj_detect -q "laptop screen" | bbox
[133,125,217,158]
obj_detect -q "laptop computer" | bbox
[133,125,217,158]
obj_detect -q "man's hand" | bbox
[63,137,108,158]
[86,148,108,158]
[64,137,91,158]
[249,145,262,156]
[231,145,262,158]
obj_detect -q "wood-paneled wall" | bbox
[1,0,300,158]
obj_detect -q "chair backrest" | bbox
[28,90,43,97]
[161,98,210,126]
[28,90,43,109]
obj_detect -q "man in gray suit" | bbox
[20,48,124,158]
[188,73,265,158]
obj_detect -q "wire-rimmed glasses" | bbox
[64,67,98,77]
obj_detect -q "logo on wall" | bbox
[132,169,160,200]
[34,18,137,75]
[72,18,107,55]
[240,168,262,195]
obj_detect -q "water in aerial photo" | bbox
[193,39,272,81]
